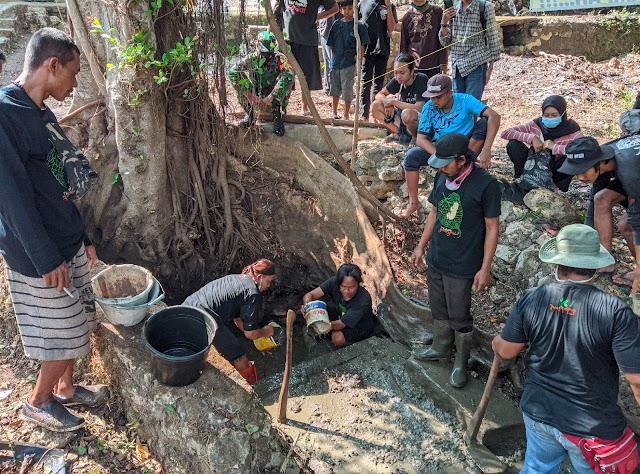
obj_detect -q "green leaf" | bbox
[165,404,176,414]
[106,63,114,69]
[77,446,87,456]
[245,424,259,434]
[26,374,37,383]
[111,172,121,185]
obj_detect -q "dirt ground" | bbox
[1,23,640,473]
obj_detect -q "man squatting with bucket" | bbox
[301,263,375,347]
[493,224,640,473]
[183,259,284,384]
[410,132,500,388]
[0,28,108,432]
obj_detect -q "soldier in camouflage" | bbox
[229,31,294,136]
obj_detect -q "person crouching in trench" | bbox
[182,259,281,384]
[302,263,375,347]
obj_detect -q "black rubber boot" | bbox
[273,102,285,136]
[412,319,454,361]
[450,331,473,388]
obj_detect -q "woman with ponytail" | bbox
[183,259,279,384]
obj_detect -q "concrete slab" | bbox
[405,357,525,455]
[261,122,384,153]
[255,337,524,473]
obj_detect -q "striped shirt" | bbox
[501,120,583,156]
[439,0,501,78]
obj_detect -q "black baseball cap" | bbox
[558,136,615,175]
[422,74,453,98]
[428,132,471,168]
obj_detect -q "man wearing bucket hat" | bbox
[301,263,375,347]
[228,31,294,136]
[400,73,500,218]
[558,135,640,295]
[0,29,107,432]
[410,132,500,388]
[492,224,640,473]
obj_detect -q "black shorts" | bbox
[427,266,474,332]
[327,306,374,343]
[289,42,322,91]
[342,323,374,343]
[208,313,245,362]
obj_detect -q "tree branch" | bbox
[263,2,402,224]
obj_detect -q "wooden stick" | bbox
[97,275,110,298]
[464,354,501,445]
[277,309,296,423]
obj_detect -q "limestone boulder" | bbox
[504,221,536,251]
[523,188,582,225]
[514,246,541,279]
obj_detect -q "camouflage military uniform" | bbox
[229,50,294,114]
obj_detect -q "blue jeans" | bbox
[521,412,593,474]
[453,63,487,100]
[320,35,331,93]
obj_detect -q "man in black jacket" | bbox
[0,28,105,432]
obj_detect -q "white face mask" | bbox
[554,266,595,284]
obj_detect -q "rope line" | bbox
[361,18,508,88]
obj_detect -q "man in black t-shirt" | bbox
[371,53,428,142]
[277,0,338,115]
[302,263,375,347]
[410,133,500,388]
[493,224,640,472]
[558,134,640,294]
[359,0,396,120]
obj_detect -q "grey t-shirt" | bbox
[501,282,640,439]
[609,134,640,243]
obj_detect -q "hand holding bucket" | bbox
[302,300,331,335]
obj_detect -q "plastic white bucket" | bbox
[303,300,330,335]
[92,264,154,308]
[96,277,165,327]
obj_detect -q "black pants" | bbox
[505,140,572,192]
[427,267,473,332]
[361,53,388,119]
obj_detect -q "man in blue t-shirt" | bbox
[410,133,500,388]
[326,0,370,120]
[400,73,500,218]
[493,224,640,473]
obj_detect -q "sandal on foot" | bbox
[331,114,342,120]
[53,385,109,408]
[22,400,84,432]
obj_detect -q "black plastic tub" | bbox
[142,306,217,386]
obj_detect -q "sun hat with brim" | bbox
[557,136,615,176]
[538,224,614,269]
[427,132,471,168]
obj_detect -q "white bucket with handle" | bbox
[303,300,331,335]
[96,277,165,327]
[91,264,154,308]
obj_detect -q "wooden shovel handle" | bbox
[464,354,501,445]
[277,309,296,423]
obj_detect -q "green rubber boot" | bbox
[412,320,454,361]
[450,331,473,388]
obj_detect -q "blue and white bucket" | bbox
[303,300,330,335]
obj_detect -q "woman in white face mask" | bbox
[500,95,583,194]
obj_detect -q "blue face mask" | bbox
[541,116,562,129]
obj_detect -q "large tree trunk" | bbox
[67,0,173,274]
